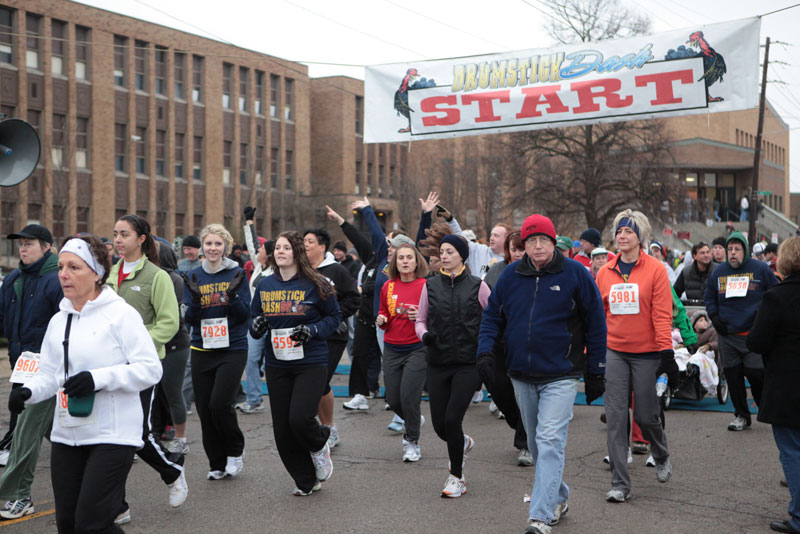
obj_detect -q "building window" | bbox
[239,67,249,112]
[175,213,185,237]
[135,40,147,91]
[0,7,13,64]
[76,117,89,168]
[355,160,362,194]
[255,145,264,185]
[355,96,363,135]
[193,136,203,180]
[175,133,185,178]
[270,147,279,188]
[194,214,203,235]
[285,149,293,190]
[154,46,167,95]
[155,129,166,176]
[284,78,294,121]
[52,205,66,240]
[115,123,126,172]
[77,207,90,234]
[51,20,66,75]
[222,63,233,109]
[223,140,232,184]
[270,74,279,118]
[113,35,127,86]
[25,13,42,70]
[135,126,146,174]
[174,52,185,100]
[255,71,265,115]
[192,55,203,103]
[52,113,65,167]
[75,26,90,80]
[240,143,248,185]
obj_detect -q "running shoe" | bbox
[463,434,475,454]
[402,442,421,462]
[488,400,499,414]
[603,448,632,465]
[605,489,631,503]
[518,448,534,467]
[292,481,322,496]
[160,426,175,441]
[310,442,333,481]
[234,401,250,412]
[525,520,552,534]
[327,426,341,449]
[369,390,383,399]
[225,454,244,477]
[727,415,750,431]
[343,394,369,411]
[550,501,568,525]
[0,497,33,519]
[114,507,131,525]
[207,470,226,480]
[168,471,188,507]
[239,402,265,414]
[645,455,656,467]
[471,390,483,404]
[497,411,505,420]
[655,459,672,483]
[165,437,189,455]
[0,450,9,467]
[441,474,466,498]
[631,441,649,455]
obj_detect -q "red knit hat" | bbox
[521,214,556,244]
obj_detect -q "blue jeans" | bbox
[512,377,578,523]
[245,331,266,406]
[773,425,800,530]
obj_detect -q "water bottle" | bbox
[655,374,668,397]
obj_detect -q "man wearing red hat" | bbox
[477,214,607,534]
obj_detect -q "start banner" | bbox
[365,17,760,143]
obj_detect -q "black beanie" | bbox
[440,234,469,263]
[182,235,201,248]
[333,241,348,253]
[580,228,602,247]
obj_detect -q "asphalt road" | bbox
[0,351,789,534]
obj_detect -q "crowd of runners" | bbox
[1,192,799,534]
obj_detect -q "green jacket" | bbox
[108,257,179,359]
[671,285,698,346]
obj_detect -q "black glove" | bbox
[181,273,202,304]
[244,206,256,221]
[475,352,496,386]
[250,315,271,339]
[422,332,436,346]
[63,371,95,398]
[710,315,728,336]
[686,343,698,355]
[584,374,605,405]
[225,270,246,301]
[8,387,31,415]
[435,205,453,222]
[290,325,314,346]
[656,350,680,389]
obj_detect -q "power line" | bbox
[760,2,800,17]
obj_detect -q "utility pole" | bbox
[748,37,769,247]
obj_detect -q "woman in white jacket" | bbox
[8,235,162,534]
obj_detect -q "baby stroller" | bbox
[661,305,729,410]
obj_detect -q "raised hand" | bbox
[325,205,345,225]
[225,270,246,301]
[244,206,256,221]
[419,192,440,213]
[350,196,370,211]
[182,273,202,304]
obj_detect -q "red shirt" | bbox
[378,277,426,346]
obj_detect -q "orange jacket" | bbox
[595,251,673,354]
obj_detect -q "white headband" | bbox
[60,239,105,278]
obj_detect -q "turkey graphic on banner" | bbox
[365,17,759,143]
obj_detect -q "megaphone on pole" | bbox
[0,118,41,187]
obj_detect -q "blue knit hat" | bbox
[440,234,469,262]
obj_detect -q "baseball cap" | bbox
[8,224,53,244]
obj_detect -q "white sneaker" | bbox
[463,434,475,454]
[518,448,534,466]
[525,520,552,534]
[225,455,244,477]
[488,400,499,413]
[165,437,189,455]
[498,411,506,420]
[402,441,421,462]
[0,450,9,467]
[441,474,466,498]
[310,442,333,481]
[343,394,369,411]
[207,470,226,480]
[603,448,632,465]
[645,455,656,467]
[114,508,131,525]
[327,426,341,449]
[168,471,188,507]
[727,415,750,431]
[471,390,483,404]
[550,501,568,525]
[292,480,322,496]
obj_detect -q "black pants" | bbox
[427,363,479,479]
[266,364,330,493]
[324,339,348,395]
[725,364,764,425]
[484,348,528,451]
[349,319,381,396]
[191,349,247,471]
[51,442,135,534]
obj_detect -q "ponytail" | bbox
[118,214,160,267]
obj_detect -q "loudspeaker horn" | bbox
[0,118,41,188]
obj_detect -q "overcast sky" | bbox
[76,0,800,192]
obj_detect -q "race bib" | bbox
[56,388,97,427]
[201,317,230,349]
[609,283,640,315]
[271,328,304,361]
[10,352,39,384]
[725,276,749,298]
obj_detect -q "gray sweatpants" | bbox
[383,345,427,443]
[605,349,669,494]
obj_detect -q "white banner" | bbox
[365,17,760,143]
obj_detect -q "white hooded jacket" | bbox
[24,286,162,447]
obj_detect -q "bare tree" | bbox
[544,0,650,44]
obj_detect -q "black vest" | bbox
[684,261,716,301]
[425,269,483,366]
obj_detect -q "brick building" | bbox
[0,0,309,261]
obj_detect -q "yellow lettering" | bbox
[477,63,491,89]
[489,60,507,89]
[538,55,550,84]
[452,64,465,92]
[505,58,518,87]
[464,63,478,92]
[550,52,564,82]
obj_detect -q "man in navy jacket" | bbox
[476,214,606,533]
